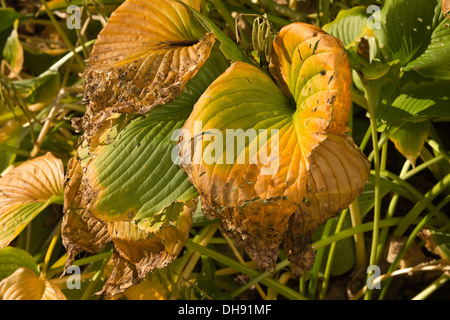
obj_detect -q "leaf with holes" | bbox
[178,23,370,273]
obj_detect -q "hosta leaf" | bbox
[63,45,229,295]
[388,120,430,167]
[179,32,369,273]
[0,153,64,249]
[82,49,229,223]
[83,115,199,222]
[99,200,197,296]
[83,0,214,115]
[0,267,66,300]
[380,80,450,122]
[270,22,353,137]
[283,134,370,274]
[373,0,441,66]
[322,6,369,47]
[404,13,450,80]
[0,246,38,281]
[61,157,111,272]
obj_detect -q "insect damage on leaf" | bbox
[178,23,369,273]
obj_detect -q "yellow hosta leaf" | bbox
[270,22,352,137]
[83,0,214,115]
[123,274,170,300]
[0,153,64,249]
[0,267,66,300]
[179,23,369,272]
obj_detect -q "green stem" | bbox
[230,259,290,298]
[365,87,381,298]
[50,39,95,71]
[308,219,334,299]
[375,161,410,263]
[46,250,113,278]
[40,0,86,69]
[312,217,404,251]
[185,240,307,300]
[394,173,450,237]
[80,255,110,300]
[41,226,61,278]
[178,223,219,282]
[379,213,432,300]
[319,209,348,299]
[412,272,450,300]
[401,155,445,181]
[349,200,366,269]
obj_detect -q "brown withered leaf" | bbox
[98,200,197,296]
[61,156,111,275]
[83,0,214,115]
[282,134,370,275]
[443,0,450,18]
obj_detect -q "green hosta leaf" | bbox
[323,6,369,47]
[404,14,450,80]
[388,120,430,166]
[374,0,441,66]
[13,70,61,107]
[84,115,199,222]
[380,80,450,123]
[0,247,38,281]
[0,153,64,249]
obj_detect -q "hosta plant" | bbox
[1,0,449,301]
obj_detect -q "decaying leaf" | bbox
[418,228,450,260]
[83,0,214,115]
[62,12,230,293]
[62,144,198,296]
[442,0,450,18]
[0,152,64,249]
[179,23,369,273]
[283,134,370,274]
[99,200,197,296]
[61,156,111,273]
[0,267,66,300]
